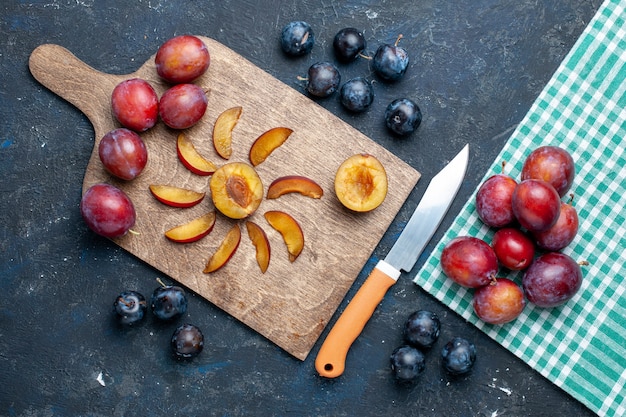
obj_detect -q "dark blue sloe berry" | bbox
[403,310,440,349]
[441,337,477,375]
[390,345,426,382]
[340,77,374,112]
[333,28,366,62]
[114,290,147,325]
[151,285,188,321]
[373,36,409,81]
[171,323,204,359]
[306,62,341,98]
[280,21,314,56]
[385,98,422,136]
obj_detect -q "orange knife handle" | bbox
[315,260,400,378]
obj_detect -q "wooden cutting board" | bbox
[29,37,420,360]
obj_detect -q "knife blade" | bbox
[315,144,469,378]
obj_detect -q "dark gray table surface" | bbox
[1,1,603,416]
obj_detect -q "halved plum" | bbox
[210,162,263,219]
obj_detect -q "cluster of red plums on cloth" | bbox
[80,35,211,239]
[441,145,585,325]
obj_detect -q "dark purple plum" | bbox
[306,62,341,98]
[390,345,426,382]
[333,27,366,62]
[372,35,409,81]
[280,21,314,56]
[441,337,476,375]
[114,290,147,325]
[384,98,422,136]
[403,310,440,349]
[171,323,204,359]
[151,284,188,321]
[339,77,374,112]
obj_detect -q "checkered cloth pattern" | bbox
[412,1,626,416]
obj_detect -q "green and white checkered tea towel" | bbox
[413,1,626,416]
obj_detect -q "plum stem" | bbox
[117,296,133,308]
[394,34,404,47]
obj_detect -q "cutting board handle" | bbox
[29,44,123,136]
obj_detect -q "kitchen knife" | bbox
[315,144,469,378]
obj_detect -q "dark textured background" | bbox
[1,1,602,416]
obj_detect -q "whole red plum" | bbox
[441,236,498,288]
[80,183,136,238]
[98,128,148,181]
[521,146,575,197]
[512,179,561,232]
[491,227,535,271]
[473,278,525,324]
[533,200,579,251]
[155,35,210,84]
[111,78,159,132]
[475,173,518,228]
[522,252,583,308]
